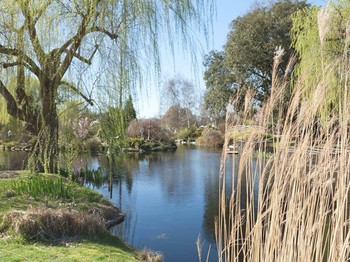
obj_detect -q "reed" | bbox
[216,22,350,262]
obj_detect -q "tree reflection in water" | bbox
[0,147,262,262]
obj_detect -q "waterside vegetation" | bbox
[2,0,350,261]
[0,171,137,261]
[215,2,350,261]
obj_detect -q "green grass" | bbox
[0,236,135,262]
[0,172,137,262]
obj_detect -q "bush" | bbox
[196,127,224,147]
[85,136,102,152]
[176,126,202,141]
[127,118,171,141]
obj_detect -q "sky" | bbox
[136,0,326,118]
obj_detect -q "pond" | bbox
[85,145,222,262]
[0,151,28,171]
[0,146,260,262]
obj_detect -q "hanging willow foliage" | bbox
[0,0,215,172]
[291,1,350,119]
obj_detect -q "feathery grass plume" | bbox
[215,9,350,258]
[243,88,255,121]
[317,7,333,46]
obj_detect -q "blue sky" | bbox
[137,0,326,118]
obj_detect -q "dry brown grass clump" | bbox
[88,205,125,228]
[137,249,163,262]
[1,208,107,242]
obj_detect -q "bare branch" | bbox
[0,45,42,78]
[88,26,119,40]
[33,0,53,24]
[16,0,46,66]
[59,81,94,106]
[61,44,99,65]
[0,80,25,121]
[1,61,24,68]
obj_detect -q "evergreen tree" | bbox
[124,95,137,127]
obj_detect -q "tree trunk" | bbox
[29,80,59,173]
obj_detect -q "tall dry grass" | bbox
[216,47,350,261]
[1,208,107,242]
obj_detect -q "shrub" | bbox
[127,118,171,141]
[176,126,202,141]
[85,136,102,152]
[196,127,224,147]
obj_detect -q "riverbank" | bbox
[0,137,177,154]
[0,171,140,261]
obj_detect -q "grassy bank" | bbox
[0,171,137,262]
[0,235,134,262]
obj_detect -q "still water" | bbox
[86,146,222,262]
[0,146,259,262]
[0,151,28,171]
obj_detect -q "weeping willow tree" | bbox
[0,0,214,173]
[291,1,350,119]
[0,76,39,126]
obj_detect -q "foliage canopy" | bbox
[203,0,309,122]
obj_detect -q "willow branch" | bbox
[0,80,25,121]
[61,44,99,65]
[54,14,90,81]
[17,0,46,66]
[60,81,94,106]
[33,0,53,24]
[1,61,24,68]
[57,25,118,58]
[89,26,119,40]
[0,45,42,77]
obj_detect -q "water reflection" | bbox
[0,151,28,170]
[0,147,262,262]
[84,146,223,262]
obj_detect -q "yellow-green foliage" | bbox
[228,125,265,142]
[0,78,15,125]
[0,98,10,125]
[0,76,39,126]
[291,2,350,118]
[12,175,70,199]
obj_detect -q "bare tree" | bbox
[161,105,196,132]
[161,75,199,128]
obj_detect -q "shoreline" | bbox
[0,171,141,261]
